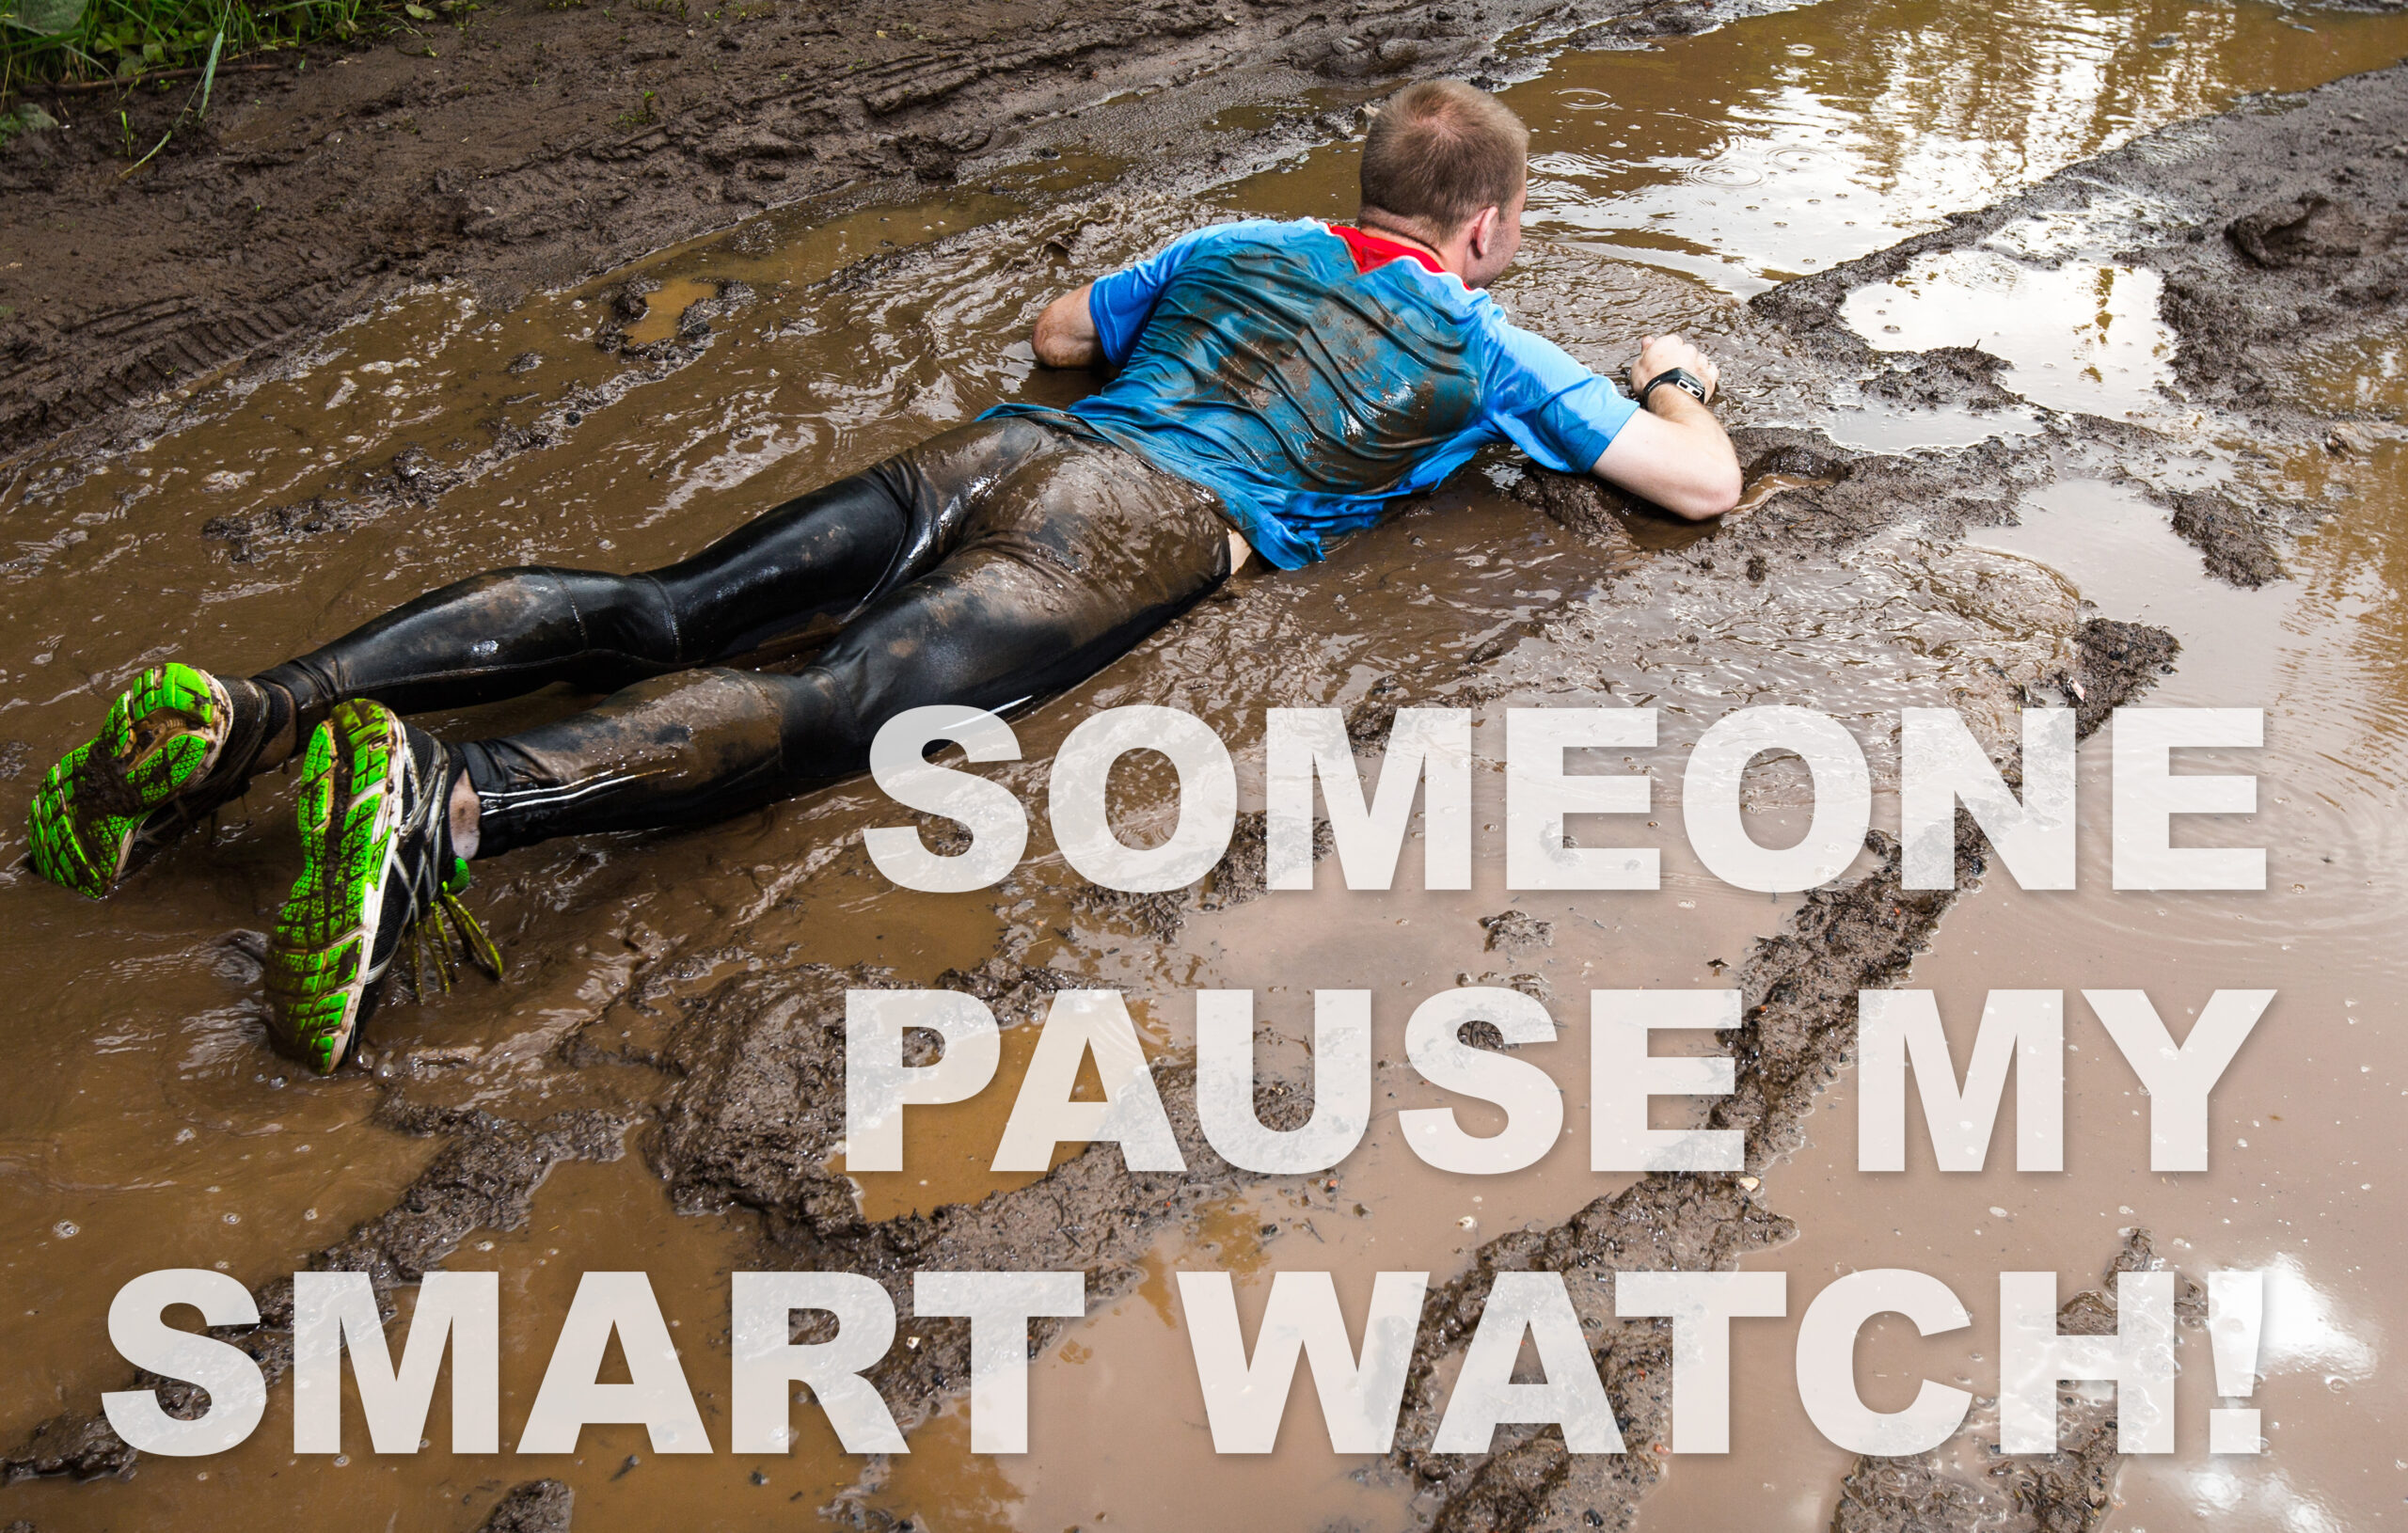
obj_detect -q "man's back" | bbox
[997,218,1636,569]
[1095,221,1484,493]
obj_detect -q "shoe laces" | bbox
[380,737,505,1002]
[395,855,506,1001]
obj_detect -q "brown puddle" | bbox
[1,1150,860,1530]
[837,1022,1090,1224]
[1635,430,2408,1533]
[5,0,2408,1528]
[1226,0,2408,294]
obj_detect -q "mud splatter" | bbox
[476,1479,576,1533]
[1481,909,1555,956]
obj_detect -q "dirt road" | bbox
[4,1,2406,1529]
[0,0,1767,458]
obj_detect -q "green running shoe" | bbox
[28,663,271,899]
[264,699,502,1074]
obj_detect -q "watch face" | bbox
[1647,369,1708,405]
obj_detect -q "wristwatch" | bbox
[1639,367,1711,408]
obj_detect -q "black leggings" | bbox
[254,417,1234,857]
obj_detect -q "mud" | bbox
[477,1478,576,1531]
[0,0,1751,461]
[1386,656,2171,1533]
[1829,1231,2200,1533]
[6,3,2408,1531]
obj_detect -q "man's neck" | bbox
[1354,212,1460,278]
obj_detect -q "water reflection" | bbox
[2263,432,2408,879]
[1840,249,2177,419]
[1513,0,2408,292]
[2259,1253,2380,1379]
[2180,1464,2353,1530]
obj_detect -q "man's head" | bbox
[1359,80,1529,287]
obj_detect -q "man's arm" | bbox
[1591,334,1743,521]
[1033,284,1100,369]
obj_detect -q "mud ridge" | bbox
[646,960,1314,1461]
[1385,612,2175,1531]
[1830,1230,2208,1533]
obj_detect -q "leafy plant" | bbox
[108,20,212,168]
[614,84,657,128]
[0,97,56,140]
[3,0,410,105]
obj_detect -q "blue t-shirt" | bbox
[985,218,1640,569]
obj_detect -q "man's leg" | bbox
[262,434,1233,1069]
[258,415,1043,733]
[27,418,1038,898]
[461,435,1238,853]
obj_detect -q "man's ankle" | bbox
[448,766,483,861]
[255,680,299,769]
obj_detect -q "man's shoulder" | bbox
[1205,215,1328,239]
[1169,216,1339,259]
[1460,298,1585,373]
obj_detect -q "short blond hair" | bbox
[1360,80,1529,234]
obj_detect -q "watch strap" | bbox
[1640,366,1711,408]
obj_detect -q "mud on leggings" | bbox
[251,417,1234,857]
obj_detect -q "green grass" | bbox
[1,0,428,107]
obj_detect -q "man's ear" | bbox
[1466,204,1502,258]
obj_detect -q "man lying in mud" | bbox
[27,79,1741,1075]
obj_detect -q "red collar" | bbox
[1332,224,1449,277]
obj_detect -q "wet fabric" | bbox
[986,217,1640,569]
[254,418,1232,857]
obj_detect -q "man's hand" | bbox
[1033,284,1101,369]
[1628,333,1720,404]
[1590,331,1742,520]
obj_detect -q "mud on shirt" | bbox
[986,217,1640,569]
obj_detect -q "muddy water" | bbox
[1633,428,2408,1532]
[5,2,2408,1531]
[1231,0,2408,294]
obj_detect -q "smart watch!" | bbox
[1639,366,1711,408]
